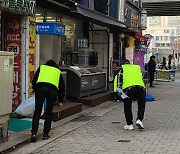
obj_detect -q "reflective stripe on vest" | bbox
[37,65,61,89]
[114,74,118,92]
[122,64,145,90]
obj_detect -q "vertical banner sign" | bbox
[29,16,36,96]
[133,50,145,75]
[109,33,113,81]
[5,17,21,107]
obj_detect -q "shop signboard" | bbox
[28,16,36,97]
[36,23,65,35]
[109,33,113,81]
[0,0,36,15]
[5,16,21,107]
[124,5,131,28]
[133,49,145,75]
[110,0,117,19]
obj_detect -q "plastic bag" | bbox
[15,95,45,116]
[116,87,129,99]
[15,95,35,116]
[145,94,154,102]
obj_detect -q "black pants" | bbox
[31,87,57,135]
[149,72,154,86]
[123,87,146,125]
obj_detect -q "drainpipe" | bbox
[88,29,110,91]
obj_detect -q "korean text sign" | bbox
[5,17,21,107]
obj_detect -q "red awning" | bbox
[135,33,148,41]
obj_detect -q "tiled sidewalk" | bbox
[2,71,180,154]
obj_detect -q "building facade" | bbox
[0,0,147,105]
[143,16,180,63]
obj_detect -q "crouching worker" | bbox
[117,59,146,130]
[31,60,65,142]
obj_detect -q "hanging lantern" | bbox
[140,9,147,30]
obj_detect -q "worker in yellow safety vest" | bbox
[116,59,146,131]
[31,60,65,142]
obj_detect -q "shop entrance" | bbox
[37,34,62,66]
[36,21,65,66]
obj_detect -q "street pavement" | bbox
[8,71,180,154]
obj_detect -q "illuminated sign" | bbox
[36,22,65,35]
[0,0,36,15]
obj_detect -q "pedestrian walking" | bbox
[168,54,172,69]
[117,59,146,130]
[31,60,65,142]
[148,55,156,87]
[160,57,168,70]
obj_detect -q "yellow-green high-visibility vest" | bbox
[37,65,61,89]
[122,64,145,90]
[114,74,118,92]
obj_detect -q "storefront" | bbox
[0,0,36,107]
[36,0,130,94]
[35,9,79,66]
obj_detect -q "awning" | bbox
[135,33,148,41]
[39,1,136,33]
[72,3,127,29]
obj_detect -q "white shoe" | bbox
[136,119,144,129]
[124,125,134,130]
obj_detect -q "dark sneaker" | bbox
[43,134,50,140]
[31,134,37,142]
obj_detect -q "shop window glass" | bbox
[35,9,77,65]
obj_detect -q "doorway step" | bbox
[70,92,113,107]
[41,101,82,122]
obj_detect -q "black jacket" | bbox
[32,65,65,102]
[148,59,156,73]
